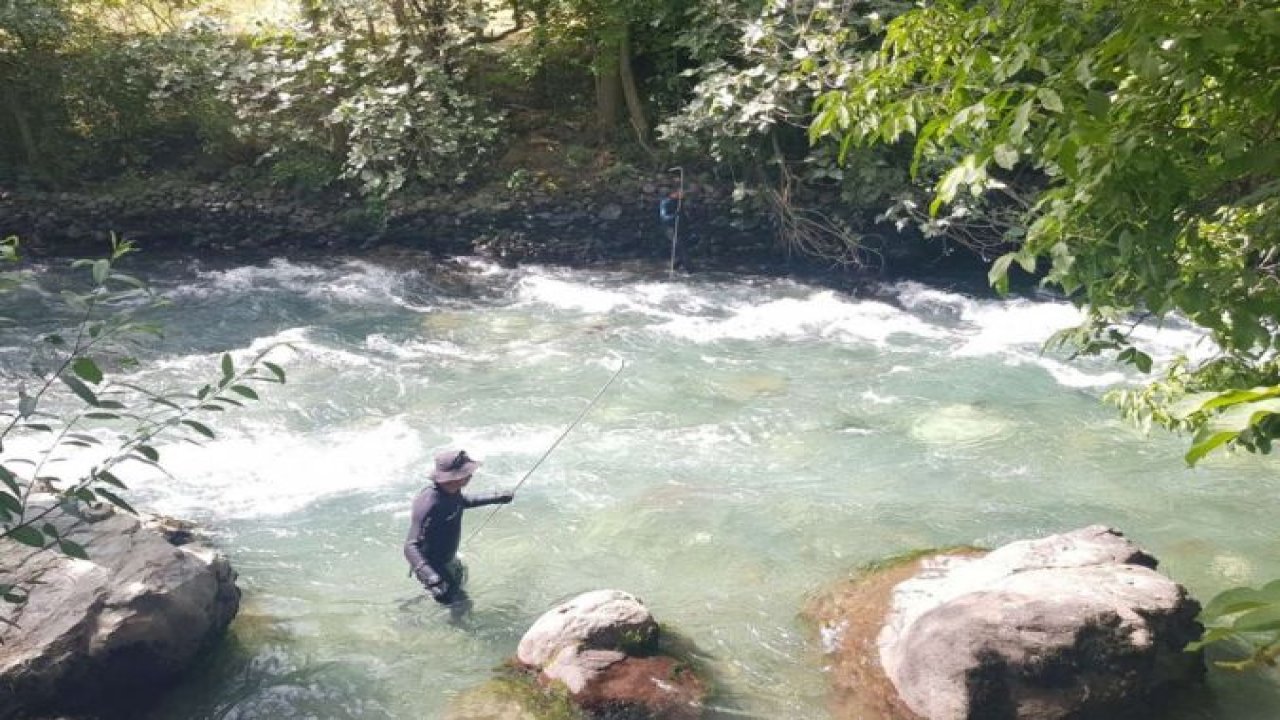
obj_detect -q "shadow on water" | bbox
[145,627,396,720]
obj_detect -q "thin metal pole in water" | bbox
[463,360,627,547]
[668,166,684,278]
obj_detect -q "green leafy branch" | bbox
[0,237,288,634]
[1189,580,1280,671]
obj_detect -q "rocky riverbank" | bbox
[0,173,958,280]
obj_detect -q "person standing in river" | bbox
[404,449,513,609]
[658,189,691,271]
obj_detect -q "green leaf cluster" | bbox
[805,0,1280,664]
[1191,580,1280,671]
[811,0,1280,462]
[656,0,916,264]
[202,19,503,197]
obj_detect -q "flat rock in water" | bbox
[808,526,1203,720]
[0,495,240,719]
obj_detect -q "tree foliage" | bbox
[206,23,501,196]
[658,0,915,265]
[1,0,504,195]
[811,0,1280,461]
[808,0,1280,664]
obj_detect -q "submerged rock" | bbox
[515,589,706,720]
[447,675,577,720]
[0,495,240,719]
[808,526,1203,720]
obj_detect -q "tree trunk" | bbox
[594,42,621,144]
[617,27,650,149]
[2,84,39,168]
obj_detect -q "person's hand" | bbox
[426,577,450,602]
[414,565,444,590]
[497,492,515,504]
[417,568,450,601]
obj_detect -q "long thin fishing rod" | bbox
[463,360,626,546]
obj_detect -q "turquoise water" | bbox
[4,251,1278,718]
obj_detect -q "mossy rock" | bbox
[446,673,586,720]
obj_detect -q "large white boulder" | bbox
[811,526,1203,720]
[516,589,704,719]
[517,589,658,674]
[886,526,1202,719]
[0,496,240,719]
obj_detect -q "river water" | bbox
[5,252,1279,719]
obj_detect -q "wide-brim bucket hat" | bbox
[432,448,481,483]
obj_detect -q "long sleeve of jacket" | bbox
[403,488,440,575]
[462,490,514,508]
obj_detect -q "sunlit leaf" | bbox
[59,373,99,407]
[95,470,127,489]
[6,525,45,548]
[58,539,88,560]
[1232,605,1280,633]
[181,420,216,439]
[1036,87,1063,113]
[263,361,287,383]
[0,466,18,495]
[96,488,136,514]
[1185,431,1235,466]
[0,490,20,515]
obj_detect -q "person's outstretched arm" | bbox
[462,490,515,508]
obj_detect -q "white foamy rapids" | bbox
[1033,358,1127,388]
[861,389,899,405]
[0,431,117,490]
[887,281,1215,387]
[137,328,383,385]
[445,425,565,461]
[1127,320,1218,366]
[513,275,652,315]
[453,256,507,276]
[512,270,718,318]
[654,291,947,346]
[364,333,473,361]
[120,416,428,519]
[164,258,434,311]
[949,297,1086,357]
[892,281,979,315]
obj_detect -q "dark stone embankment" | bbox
[0,174,978,286]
